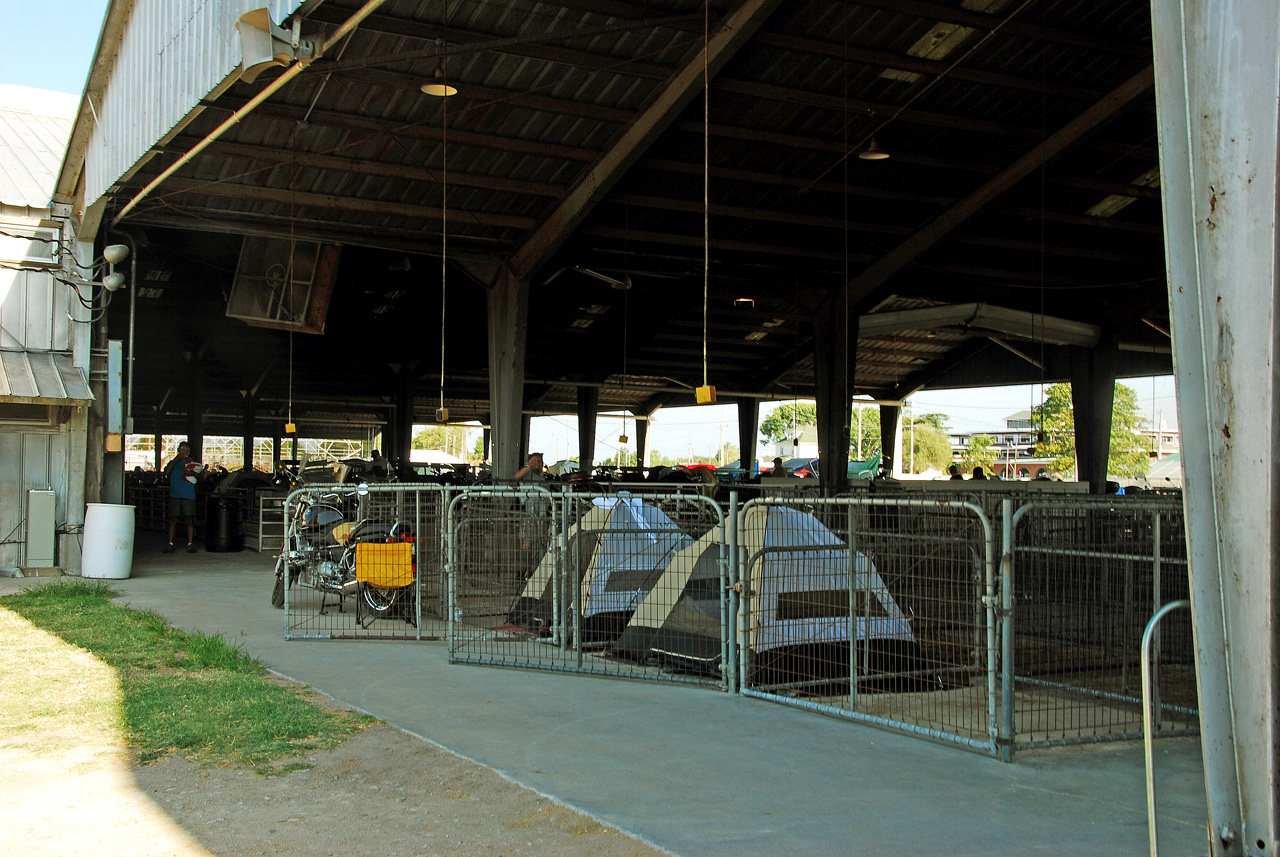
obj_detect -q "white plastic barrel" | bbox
[81,503,136,579]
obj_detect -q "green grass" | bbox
[2,580,374,770]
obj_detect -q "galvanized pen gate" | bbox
[276,482,1197,759]
[447,487,727,688]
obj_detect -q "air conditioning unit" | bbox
[226,236,340,334]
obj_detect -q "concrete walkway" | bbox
[94,533,1207,856]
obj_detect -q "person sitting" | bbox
[948,464,964,480]
[971,466,988,480]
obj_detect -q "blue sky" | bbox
[1,2,109,95]
[3,2,1179,462]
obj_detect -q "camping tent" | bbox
[615,504,918,684]
[507,497,693,642]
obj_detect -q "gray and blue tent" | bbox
[615,504,919,684]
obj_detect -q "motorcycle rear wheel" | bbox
[360,585,400,616]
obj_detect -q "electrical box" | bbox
[26,490,56,567]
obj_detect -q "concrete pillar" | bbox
[272,432,281,471]
[519,414,531,461]
[812,292,854,491]
[482,426,492,462]
[1069,336,1117,493]
[880,405,901,477]
[487,268,529,479]
[576,385,599,473]
[735,397,760,476]
[1153,1,1280,851]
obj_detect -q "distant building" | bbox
[949,411,1052,480]
[950,410,1181,481]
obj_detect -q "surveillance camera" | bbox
[103,272,126,292]
[103,244,129,265]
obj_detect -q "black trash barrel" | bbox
[205,496,243,552]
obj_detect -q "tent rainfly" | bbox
[508,497,693,642]
[615,504,919,684]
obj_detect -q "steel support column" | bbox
[242,393,255,471]
[735,397,760,477]
[392,369,415,467]
[880,404,901,477]
[1069,334,1117,493]
[1152,1,1279,853]
[634,413,651,468]
[576,385,600,473]
[487,268,529,479]
[812,292,853,491]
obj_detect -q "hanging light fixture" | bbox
[858,138,890,160]
[421,68,457,97]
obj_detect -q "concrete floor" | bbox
[50,532,1210,856]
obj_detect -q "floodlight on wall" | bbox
[103,244,129,265]
[237,9,315,84]
[734,297,754,308]
[858,138,890,160]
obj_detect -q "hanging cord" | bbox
[802,0,1036,193]
[700,2,709,389]
[439,42,449,416]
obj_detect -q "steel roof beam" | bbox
[848,0,1151,59]
[843,65,1155,308]
[508,0,788,283]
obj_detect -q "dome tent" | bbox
[507,497,693,643]
[616,504,919,686]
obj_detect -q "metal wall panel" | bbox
[86,0,304,205]
[0,422,77,568]
[0,267,79,352]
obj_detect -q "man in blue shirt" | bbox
[162,441,200,553]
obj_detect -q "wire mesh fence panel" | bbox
[280,485,451,641]
[1008,499,1197,751]
[738,497,999,755]
[449,487,727,687]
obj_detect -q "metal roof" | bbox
[0,86,76,209]
[0,350,94,406]
[71,0,1173,433]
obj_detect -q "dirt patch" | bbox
[134,724,665,857]
[0,593,666,857]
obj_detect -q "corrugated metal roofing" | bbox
[0,350,94,405]
[67,0,1175,428]
[0,85,77,208]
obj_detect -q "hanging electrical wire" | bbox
[700,1,709,393]
[438,41,449,422]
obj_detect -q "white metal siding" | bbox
[0,411,86,569]
[86,0,303,206]
[0,266,79,352]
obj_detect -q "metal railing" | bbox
[1006,498,1198,754]
[737,496,1000,755]
[447,486,727,688]
[281,484,452,640]
[272,481,1199,763]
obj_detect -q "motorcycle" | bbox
[270,486,417,625]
